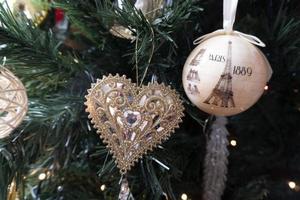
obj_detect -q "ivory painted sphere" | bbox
[182,34,272,116]
[0,67,28,138]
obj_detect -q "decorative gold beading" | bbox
[85,74,184,174]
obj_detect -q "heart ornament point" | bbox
[85,74,184,174]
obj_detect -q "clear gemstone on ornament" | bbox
[126,114,137,124]
[123,131,136,141]
[145,132,153,141]
[127,95,134,103]
[101,114,108,122]
[124,110,141,127]
[117,83,123,88]
[130,132,136,141]
[139,121,148,132]
[134,143,140,149]
[108,127,116,134]
[123,131,129,140]
[157,127,164,132]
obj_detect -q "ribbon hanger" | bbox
[194,0,266,47]
[223,0,238,33]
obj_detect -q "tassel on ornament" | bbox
[118,178,135,200]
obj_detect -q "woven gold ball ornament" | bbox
[110,0,168,40]
[182,0,272,116]
[85,74,184,174]
[0,67,28,139]
[7,0,49,26]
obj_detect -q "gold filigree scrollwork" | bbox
[85,74,184,174]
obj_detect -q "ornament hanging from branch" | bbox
[4,1,81,48]
[85,74,184,174]
[118,178,135,200]
[0,66,28,139]
[203,116,229,200]
[182,0,273,116]
[110,0,171,40]
[5,0,49,26]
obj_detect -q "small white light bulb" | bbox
[38,173,46,180]
[288,181,296,189]
[230,140,237,147]
[264,85,269,90]
[181,193,188,200]
[100,184,106,191]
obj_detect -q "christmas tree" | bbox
[0,0,300,199]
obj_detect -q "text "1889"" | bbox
[233,66,252,76]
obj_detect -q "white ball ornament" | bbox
[182,0,273,116]
[182,33,272,116]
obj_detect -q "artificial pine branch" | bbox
[0,3,85,96]
[55,0,200,83]
[0,0,298,199]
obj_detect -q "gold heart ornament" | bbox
[85,74,184,174]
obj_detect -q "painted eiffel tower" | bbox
[203,41,235,108]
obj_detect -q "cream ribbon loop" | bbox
[193,29,266,47]
[193,0,266,47]
[192,0,272,81]
[223,0,238,33]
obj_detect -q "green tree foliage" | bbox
[0,0,299,199]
